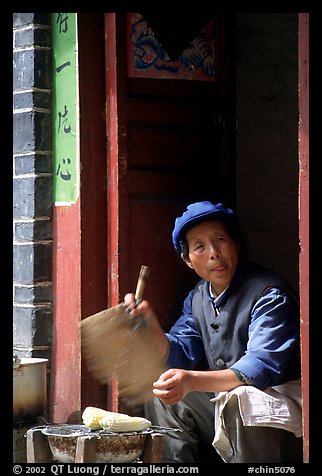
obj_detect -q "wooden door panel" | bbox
[126,195,202,330]
[128,123,216,171]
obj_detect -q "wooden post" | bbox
[75,436,98,463]
[26,428,52,463]
[142,433,164,463]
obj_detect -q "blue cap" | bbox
[172,201,236,253]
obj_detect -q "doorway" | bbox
[105,12,235,332]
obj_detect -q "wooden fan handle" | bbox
[134,265,150,302]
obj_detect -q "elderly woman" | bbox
[125,201,302,463]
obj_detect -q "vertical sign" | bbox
[52,13,79,205]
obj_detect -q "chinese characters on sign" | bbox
[52,13,79,204]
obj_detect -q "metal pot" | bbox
[41,425,147,463]
[13,355,48,425]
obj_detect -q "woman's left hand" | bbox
[152,368,195,405]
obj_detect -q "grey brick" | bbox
[13,175,53,219]
[34,49,52,89]
[13,309,34,347]
[34,27,51,47]
[13,111,35,153]
[35,176,53,217]
[13,49,35,90]
[13,13,35,28]
[14,284,53,304]
[13,244,34,283]
[34,243,53,281]
[33,13,51,26]
[14,221,34,241]
[14,220,52,241]
[13,91,51,110]
[13,111,52,154]
[13,177,35,218]
[13,350,32,359]
[13,13,51,29]
[14,153,52,175]
[15,27,51,49]
[34,218,53,240]
[13,91,33,110]
[34,111,52,149]
[13,49,51,91]
[13,304,53,347]
[14,28,34,48]
[13,243,52,283]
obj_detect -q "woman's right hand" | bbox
[123,293,169,360]
[124,293,158,327]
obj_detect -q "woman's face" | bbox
[184,219,240,294]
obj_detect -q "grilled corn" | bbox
[82,406,151,432]
[82,406,128,430]
[99,415,152,432]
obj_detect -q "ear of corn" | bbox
[82,406,128,430]
[82,406,151,432]
[99,415,152,432]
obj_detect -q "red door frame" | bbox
[105,12,120,412]
[50,203,82,423]
[298,12,309,463]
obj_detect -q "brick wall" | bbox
[13,13,53,361]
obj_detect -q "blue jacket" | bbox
[166,260,301,389]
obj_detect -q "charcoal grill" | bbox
[25,424,179,463]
